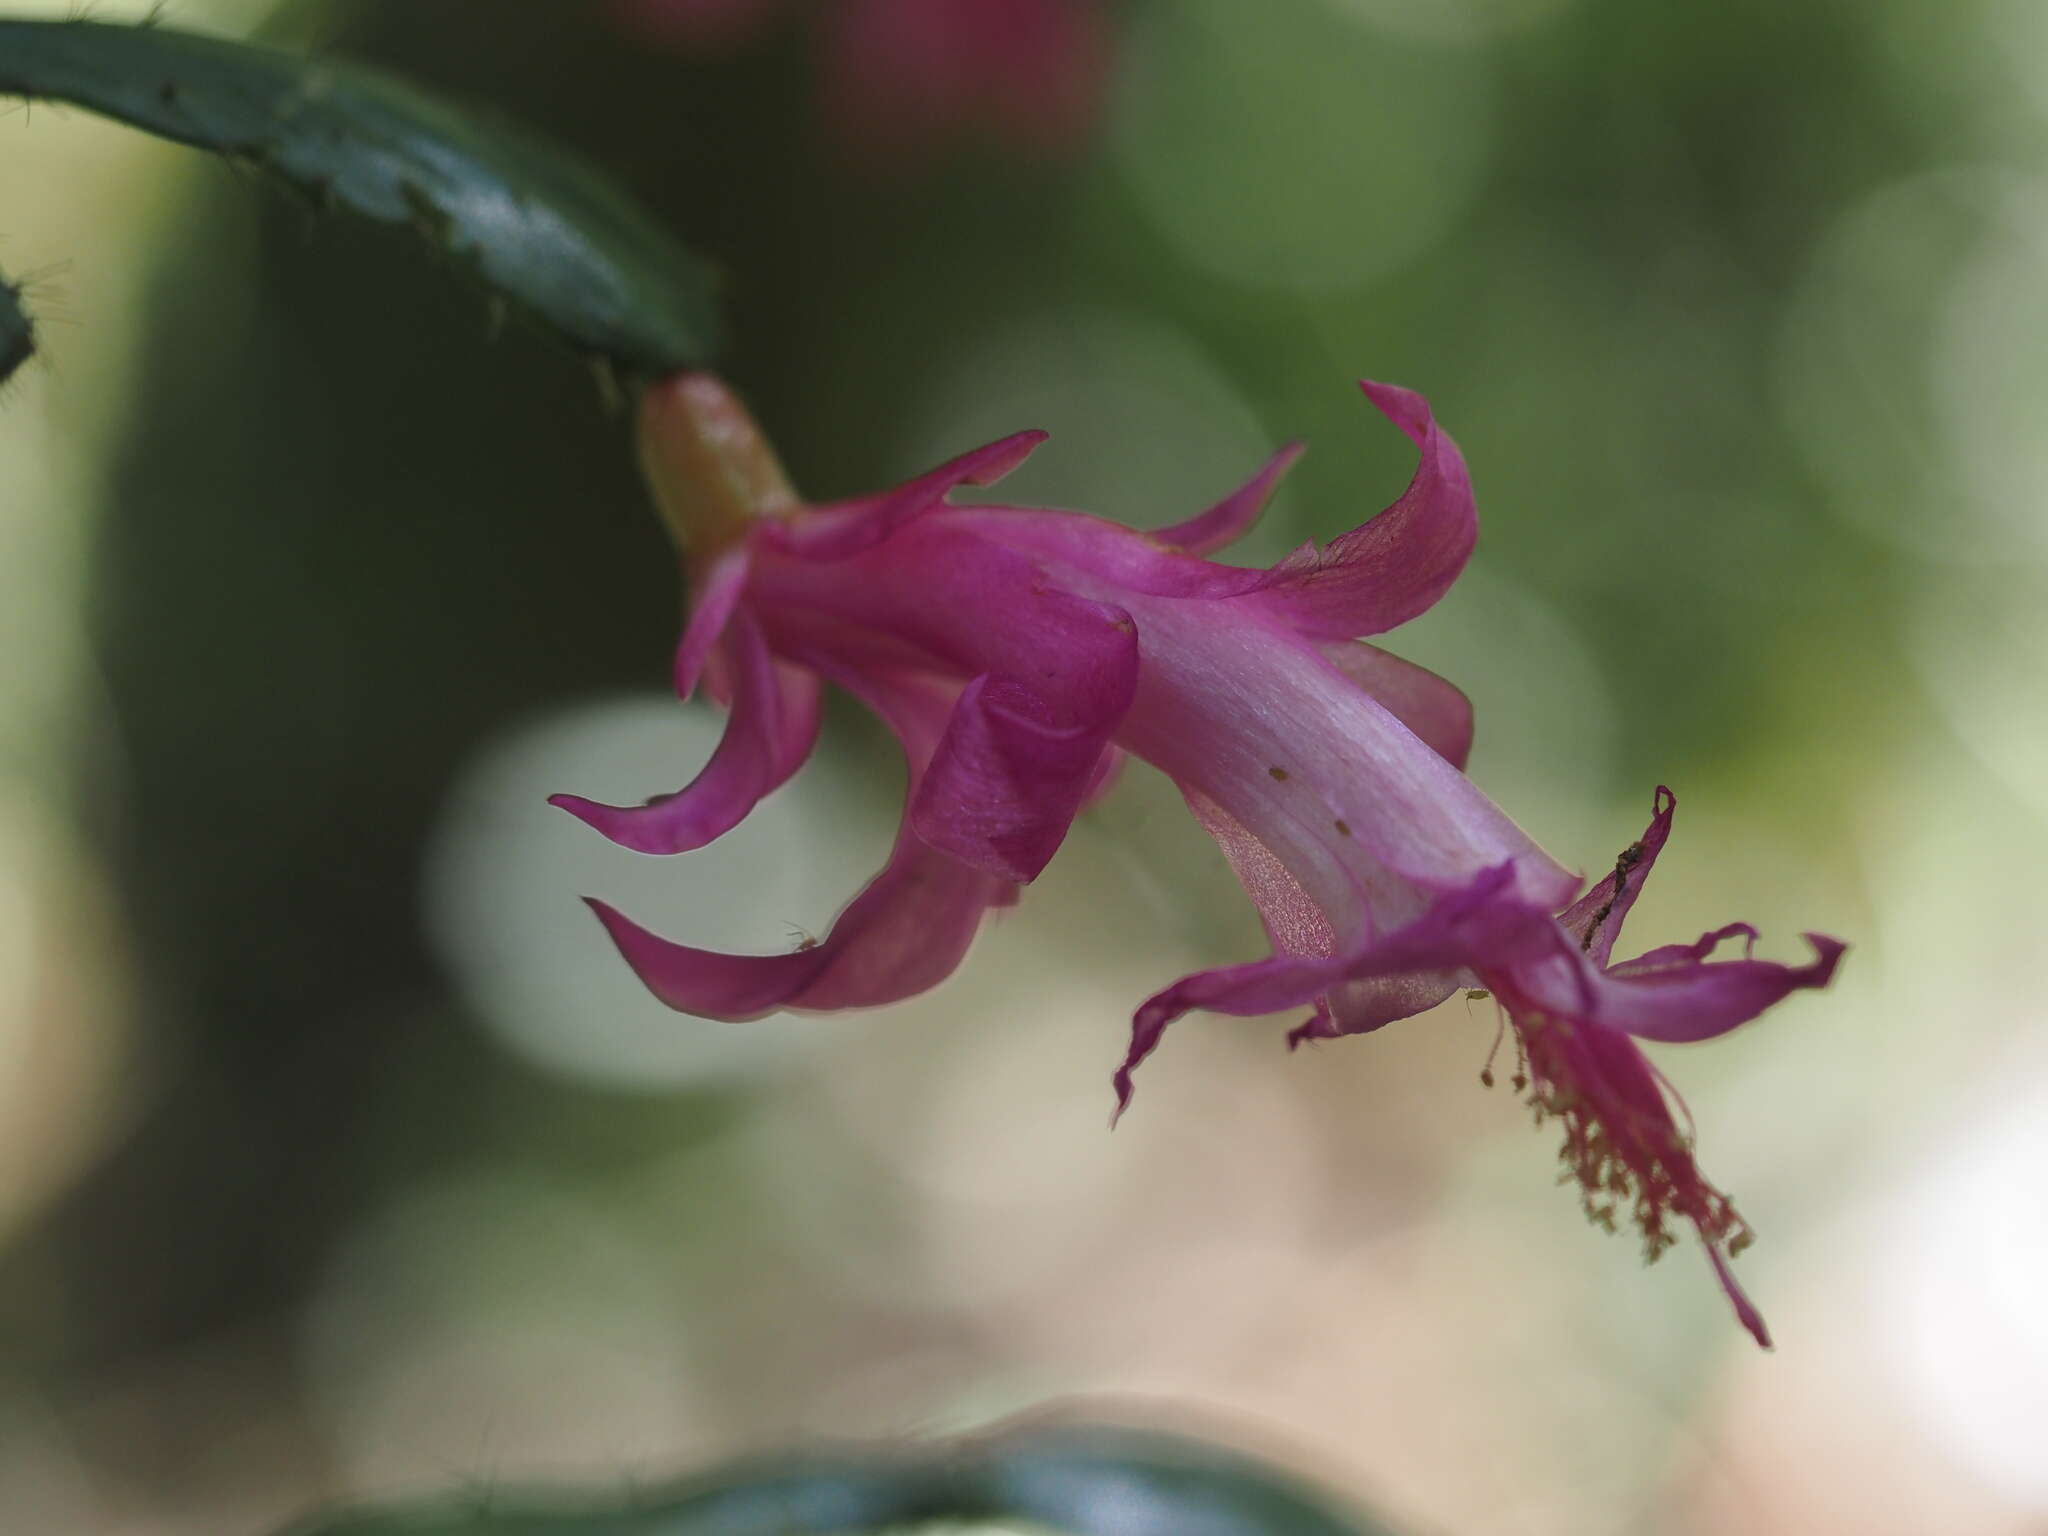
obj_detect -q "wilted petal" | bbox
[1557,785,1676,964]
[550,612,821,854]
[1250,380,1477,639]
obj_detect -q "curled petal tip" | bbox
[1355,378,1432,438]
[1802,933,1850,980]
[1109,1074,1135,1129]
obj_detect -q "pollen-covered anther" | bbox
[1510,1009,1753,1269]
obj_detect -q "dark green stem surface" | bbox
[0,16,719,374]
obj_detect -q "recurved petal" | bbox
[760,430,1048,561]
[1115,862,1542,1107]
[1151,442,1306,556]
[584,824,1014,1019]
[1249,380,1477,639]
[1583,931,1847,1043]
[1117,948,1354,1116]
[1316,640,1474,769]
[549,611,822,854]
[582,660,1019,1020]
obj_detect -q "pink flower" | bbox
[613,0,1110,163]
[557,374,1843,1343]
[1123,783,1843,1348]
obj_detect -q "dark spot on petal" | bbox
[1334,819,1351,836]
[1268,766,1289,781]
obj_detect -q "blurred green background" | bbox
[2,0,2042,1530]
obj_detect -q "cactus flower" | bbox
[558,373,1843,1342]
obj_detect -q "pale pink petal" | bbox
[1116,594,1579,918]
[549,612,821,854]
[1151,442,1306,556]
[1182,787,1341,961]
[1317,640,1474,769]
[1249,380,1476,639]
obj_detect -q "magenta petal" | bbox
[760,431,1047,562]
[585,824,1013,1019]
[911,618,1139,882]
[1250,380,1477,639]
[584,661,1019,1020]
[948,505,1277,601]
[586,896,833,1020]
[549,612,822,854]
[1151,442,1306,556]
[673,545,753,699]
[1321,970,1466,1035]
[1116,949,1352,1116]
[1317,640,1474,769]
[1585,932,1847,1043]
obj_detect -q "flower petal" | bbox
[549,611,822,854]
[1557,786,1676,964]
[1317,640,1474,769]
[949,504,1277,600]
[1150,442,1306,556]
[584,664,1018,1019]
[1182,787,1340,960]
[911,613,1139,882]
[1116,948,1349,1117]
[1249,380,1477,639]
[1115,862,1537,1108]
[584,829,1013,1018]
[1581,931,1847,1043]
[759,430,1047,561]
[673,544,753,699]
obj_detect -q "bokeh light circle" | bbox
[1110,0,1495,297]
